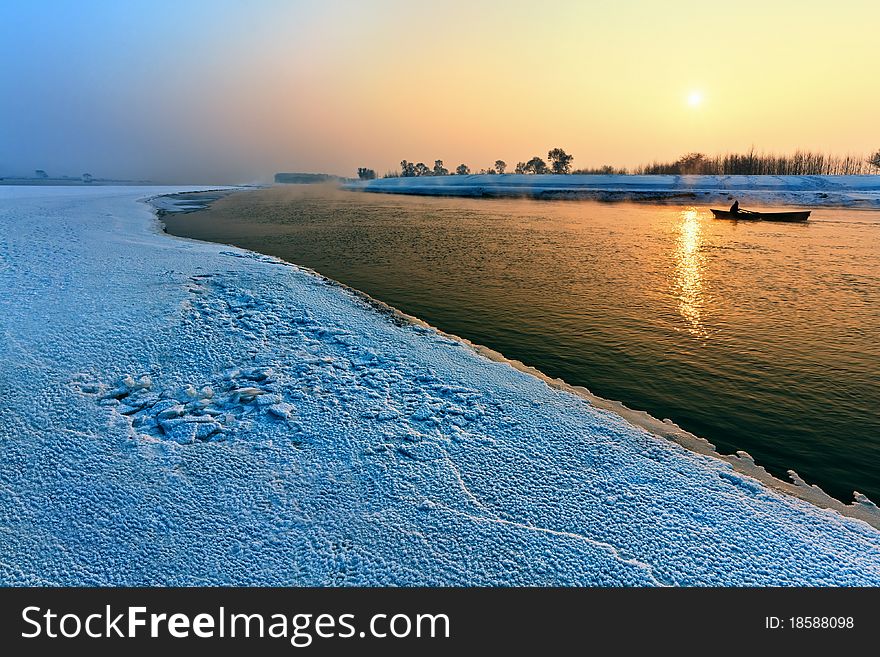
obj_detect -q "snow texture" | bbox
[0,185,878,586]
[345,174,880,207]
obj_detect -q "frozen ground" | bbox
[1,185,879,586]
[344,174,880,207]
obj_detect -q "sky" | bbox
[1,0,878,183]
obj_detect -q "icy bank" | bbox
[344,174,880,207]
[1,186,878,586]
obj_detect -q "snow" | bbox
[344,174,880,207]
[1,185,878,586]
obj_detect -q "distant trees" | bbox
[400,159,448,176]
[35,169,48,179]
[548,148,574,174]
[82,173,93,183]
[387,147,876,178]
[391,150,570,177]
[675,152,707,174]
[357,167,376,180]
[529,157,549,174]
[635,149,873,175]
[520,156,549,175]
[572,164,625,175]
[504,150,570,174]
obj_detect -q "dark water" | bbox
[164,185,880,503]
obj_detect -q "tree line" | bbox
[635,149,880,176]
[358,148,880,179]
[357,148,576,179]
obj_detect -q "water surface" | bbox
[164,185,880,503]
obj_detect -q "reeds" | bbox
[634,149,874,176]
[571,165,628,175]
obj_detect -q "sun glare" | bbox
[687,91,703,107]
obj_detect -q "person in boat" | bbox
[729,200,740,214]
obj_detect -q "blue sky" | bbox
[1,1,323,182]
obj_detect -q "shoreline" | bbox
[342,173,880,207]
[152,189,880,529]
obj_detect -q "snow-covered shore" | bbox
[1,185,878,585]
[344,174,880,207]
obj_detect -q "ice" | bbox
[0,184,878,586]
[344,174,880,207]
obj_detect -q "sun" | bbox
[687,91,703,107]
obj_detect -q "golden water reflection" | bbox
[674,208,706,338]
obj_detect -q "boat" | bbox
[710,208,810,222]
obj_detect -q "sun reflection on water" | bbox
[674,208,706,338]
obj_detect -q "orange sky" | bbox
[3,0,878,181]
[235,0,880,178]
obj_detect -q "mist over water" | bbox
[164,185,880,504]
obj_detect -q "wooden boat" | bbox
[710,208,810,222]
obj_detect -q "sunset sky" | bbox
[1,0,878,182]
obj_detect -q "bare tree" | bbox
[675,152,706,175]
[547,148,574,174]
[495,160,507,174]
[869,150,880,170]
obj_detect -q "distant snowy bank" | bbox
[344,174,880,207]
[1,185,878,586]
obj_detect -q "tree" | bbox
[82,173,93,183]
[413,162,431,176]
[869,150,880,170]
[455,164,470,175]
[495,160,507,174]
[514,162,526,174]
[675,152,706,174]
[524,156,549,174]
[400,160,415,177]
[35,169,48,179]
[357,167,376,180]
[433,160,449,176]
[547,148,574,174]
